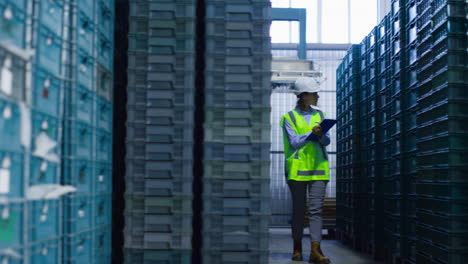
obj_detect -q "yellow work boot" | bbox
[292,239,303,261]
[309,241,331,264]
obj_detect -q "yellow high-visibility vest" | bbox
[280,109,330,181]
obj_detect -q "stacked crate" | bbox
[0,0,114,263]
[124,0,196,263]
[202,0,272,263]
[414,0,468,263]
[62,0,114,263]
[337,0,468,263]
[335,45,361,248]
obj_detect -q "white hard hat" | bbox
[292,77,321,95]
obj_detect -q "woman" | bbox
[280,77,331,264]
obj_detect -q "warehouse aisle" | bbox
[269,228,380,264]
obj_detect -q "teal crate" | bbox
[96,65,112,101]
[30,156,59,185]
[417,133,468,153]
[203,195,270,216]
[417,100,468,125]
[92,225,111,264]
[417,196,468,216]
[97,33,113,72]
[417,165,468,182]
[93,195,112,227]
[29,238,60,263]
[63,158,93,194]
[417,210,468,233]
[96,96,112,132]
[0,202,23,249]
[77,0,95,20]
[0,44,27,101]
[36,26,63,76]
[416,181,468,199]
[64,120,93,159]
[0,99,21,151]
[64,230,92,264]
[29,200,60,243]
[76,11,95,55]
[417,149,466,167]
[0,151,23,198]
[93,162,111,194]
[66,83,94,124]
[76,48,94,90]
[33,68,62,117]
[38,0,65,36]
[97,0,113,40]
[64,195,93,234]
[31,111,60,157]
[95,129,112,162]
[202,249,269,264]
[417,116,468,138]
[0,2,26,48]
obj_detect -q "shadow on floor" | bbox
[269,228,381,264]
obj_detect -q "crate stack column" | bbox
[202,0,272,263]
[415,0,468,263]
[335,45,361,247]
[124,0,196,263]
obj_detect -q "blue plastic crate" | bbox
[0,99,21,151]
[63,158,93,194]
[29,199,60,242]
[29,155,59,185]
[0,151,23,198]
[0,2,26,48]
[97,1,113,40]
[96,65,112,101]
[38,0,64,36]
[95,129,112,162]
[204,143,270,162]
[124,249,191,264]
[203,214,269,233]
[93,162,111,194]
[66,83,94,124]
[0,202,23,249]
[77,0,95,20]
[203,178,270,198]
[64,195,93,234]
[127,141,193,161]
[92,225,111,264]
[93,195,111,227]
[202,249,269,264]
[64,230,92,264]
[33,68,62,117]
[76,48,94,90]
[129,177,192,196]
[97,33,113,72]
[0,46,27,100]
[64,120,93,159]
[125,195,192,215]
[206,2,270,20]
[31,111,60,155]
[96,96,112,132]
[29,238,60,263]
[126,214,192,233]
[76,11,95,55]
[203,230,269,251]
[203,196,270,216]
[36,26,63,76]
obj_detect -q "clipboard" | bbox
[308,119,337,142]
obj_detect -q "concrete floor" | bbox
[269,228,380,264]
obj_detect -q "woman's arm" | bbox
[283,120,313,150]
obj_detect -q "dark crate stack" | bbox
[202,0,272,263]
[124,0,196,263]
[336,0,468,263]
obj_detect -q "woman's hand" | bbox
[312,125,323,137]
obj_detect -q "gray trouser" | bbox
[287,180,328,242]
